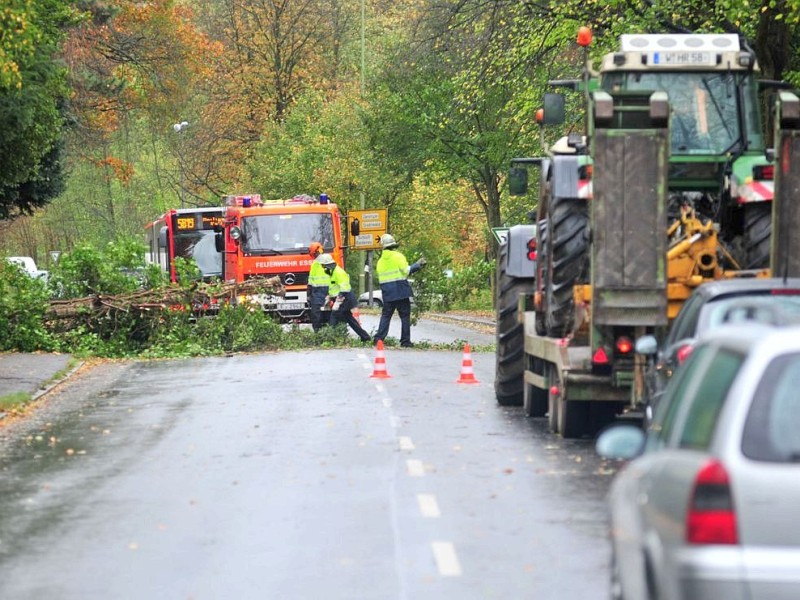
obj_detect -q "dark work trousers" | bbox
[374,297,412,346]
[329,292,371,341]
[309,301,330,331]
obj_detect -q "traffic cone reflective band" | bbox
[370,340,392,379]
[456,343,479,384]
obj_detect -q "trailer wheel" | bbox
[558,398,589,439]
[743,202,771,270]
[547,364,560,433]
[546,197,589,338]
[524,379,547,417]
[494,241,535,406]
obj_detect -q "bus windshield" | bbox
[175,230,222,277]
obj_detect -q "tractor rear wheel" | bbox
[546,197,589,338]
[495,241,535,406]
[743,202,771,270]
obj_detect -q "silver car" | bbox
[597,325,800,600]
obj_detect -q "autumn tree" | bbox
[0,0,76,219]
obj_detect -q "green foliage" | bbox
[0,0,76,218]
[0,260,55,351]
[50,237,152,297]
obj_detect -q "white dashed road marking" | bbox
[398,436,415,451]
[431,541,462,577]
[416,494,441,518]
[406,459,425,477]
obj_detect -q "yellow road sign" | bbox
[348,209,388,250]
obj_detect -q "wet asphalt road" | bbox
[0,320,617,599]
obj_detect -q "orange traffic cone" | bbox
[456,343,479,384]
[370,340,392,379]
[352,305,362,325]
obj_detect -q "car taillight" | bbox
[686,459,738,545]
[615,336,633,354]
[527,238,537,261]
[676,344,693,365]
[753,164,774,180]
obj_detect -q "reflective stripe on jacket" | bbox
[376,249,413,302]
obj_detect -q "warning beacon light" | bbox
[320,192,329,205]
[577,26,592,47]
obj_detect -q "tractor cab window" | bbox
[603,72,754,155]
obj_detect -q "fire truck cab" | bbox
[218,194,345,322]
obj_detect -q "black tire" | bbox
[495,241,535,406]
[558,395,590,439]
[546,197,589,338]
[524,379,548,417]
[743,202,771,270]
[535,219,549,336]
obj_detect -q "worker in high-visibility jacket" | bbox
[373,234,426,347]
[307,242,330,331]
[319,254,371,342]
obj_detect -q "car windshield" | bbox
[743,352,800,462]
[242,213,334,255]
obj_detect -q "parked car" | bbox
[5,256,49,282]
[598,324,800,600]
[358,289,385,308]
[637,277,800,416]
[357,289,417,308]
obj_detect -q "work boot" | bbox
[401,342,414,348]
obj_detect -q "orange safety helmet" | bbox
[309,242,324,258]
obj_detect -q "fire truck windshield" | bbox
[241,213,335,254]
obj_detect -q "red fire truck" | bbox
[217,194,345,322]
[145,207,225,283]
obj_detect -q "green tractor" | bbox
[496,30,786,419]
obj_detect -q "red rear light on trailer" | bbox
[676,344,694,365]
[527,238,537,261]
[615,336,633,354]
[686,459,738,545]
[592,347,609,365]
[753,165,774,180]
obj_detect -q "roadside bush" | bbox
[0,261,55,351]
[50,237,159,298]
[199,305,285,353]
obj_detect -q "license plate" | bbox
[652,51,713,66]
[276,303,305,311]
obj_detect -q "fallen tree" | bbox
[45,276,284,321]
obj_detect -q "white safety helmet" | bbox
[380,234,398,249]
[316,253,336,266]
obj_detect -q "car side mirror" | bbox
[350,218,360,237]
[596,424,645,460]
[214,232,224,253]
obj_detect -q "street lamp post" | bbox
[172,120,189,207]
